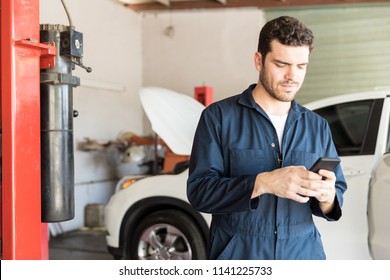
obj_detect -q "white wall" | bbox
[142,8,265,102]
[40,0,143,232]
[39,3,269,232]
[39,2,268,233]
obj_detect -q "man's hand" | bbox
[314,169,337,214]
[253,166,336,212]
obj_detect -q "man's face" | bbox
[258,40,310,102]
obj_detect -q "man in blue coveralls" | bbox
[187,16,347,260]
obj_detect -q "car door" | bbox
[367,103,390,259]
[311,98,384,259]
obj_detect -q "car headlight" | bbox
[120,178,139,190]
[115,175,146,192]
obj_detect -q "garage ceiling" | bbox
[118,0,390,12]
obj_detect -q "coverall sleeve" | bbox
[187,109,258,214]
[310,122,347,221]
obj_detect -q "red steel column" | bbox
[1,0,48,259]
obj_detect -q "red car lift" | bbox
[1,0,52,259]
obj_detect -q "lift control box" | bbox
[60,29,83,58]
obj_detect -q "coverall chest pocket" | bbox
[230,149,265,177]
[291,150,319,169]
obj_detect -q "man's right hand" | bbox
[252,166,323,203]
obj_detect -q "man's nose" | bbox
[284,67,298,81]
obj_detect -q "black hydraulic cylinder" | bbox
[40,24,80,222]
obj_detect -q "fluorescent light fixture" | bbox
[118,0,227,6]
[118,0,170,6]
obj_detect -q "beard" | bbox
[259,70,299,102]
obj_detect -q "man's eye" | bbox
[298,65,307,70]
[275,63,285,68]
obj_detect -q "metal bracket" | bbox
[14,39,57,69]
[40,72,80,87]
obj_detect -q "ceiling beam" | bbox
[156,0,170,6]
[124,0,390,12]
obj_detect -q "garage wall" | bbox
[39,3,266,233]
[142,8,265,103]
[142,4,390,105]
[38,2,390,233]
[40,0,143,232]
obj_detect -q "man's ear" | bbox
[254,52,262,72]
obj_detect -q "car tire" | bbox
[127,209,207,260]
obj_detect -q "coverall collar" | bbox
[238,83,306,130]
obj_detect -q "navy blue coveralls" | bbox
[187,84,347,260]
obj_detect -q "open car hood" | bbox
[139,87,205,155]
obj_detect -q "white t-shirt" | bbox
[268,113,288,149]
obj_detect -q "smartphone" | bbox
[309,157,341,173]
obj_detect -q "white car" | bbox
[104,87,390,260]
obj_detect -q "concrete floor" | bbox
[49,228,113,260]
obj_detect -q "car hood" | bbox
[139,87,205,156]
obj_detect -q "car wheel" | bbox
[127,209,206,260]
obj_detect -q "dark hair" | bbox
[257,16,314,62]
